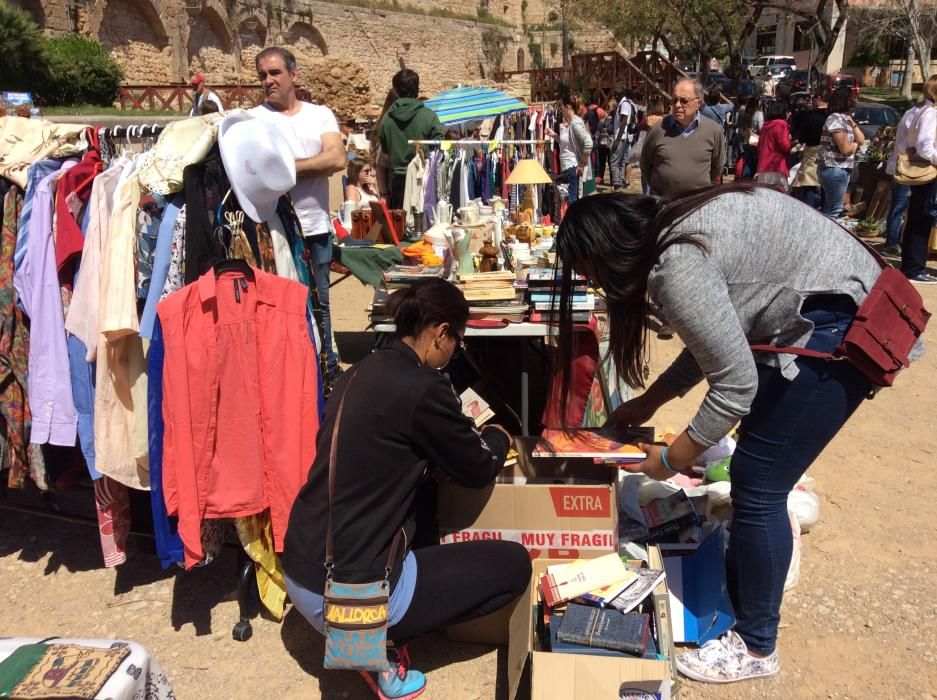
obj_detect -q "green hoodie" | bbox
[379,98,445,176]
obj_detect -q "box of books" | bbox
[506,548,675,700]
[439,437,620,645]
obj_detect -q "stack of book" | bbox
[526,268,594,324]
[382,264,445,289]
[537,553,666,659]
[455,271,529,322]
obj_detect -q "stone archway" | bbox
[284,21,328,84]
[187,5,235,83]
[98,0,170,83]
[238,17,267,82]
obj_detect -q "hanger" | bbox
[213,257,254,278]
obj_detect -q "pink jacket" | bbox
[158,268,320,568]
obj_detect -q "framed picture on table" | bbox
[368,200,402,245]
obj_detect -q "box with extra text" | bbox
[438,437,619,644]
[505,550,675,700]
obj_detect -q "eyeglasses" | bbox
[671,96,698,106]
[450,330,466,359]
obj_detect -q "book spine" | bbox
[641,513,699,542]
[556,628,646,655]
[540,573,562,608]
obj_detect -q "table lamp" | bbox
[506,159,552,225]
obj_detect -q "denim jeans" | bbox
[727,295,871,655]
[791,186,822,210]
[818,164,851,218]
[564,167,580,204]
[302,234,338,371]
[885,181,911,247]
[609,139,630,187]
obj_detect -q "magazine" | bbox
[532,428,646,462]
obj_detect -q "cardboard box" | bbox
[506,549,674,700]
[438,437,619,560]
[438,438,619,645]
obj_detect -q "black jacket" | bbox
[282,338,511,594]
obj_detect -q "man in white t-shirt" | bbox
[249,46,347,381]
[610,88,635,189]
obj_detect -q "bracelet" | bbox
[660,446,679,474]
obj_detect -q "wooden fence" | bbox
[118,85,264,113]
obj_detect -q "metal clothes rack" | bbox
[96,124,165,139]
[407,139,544,145]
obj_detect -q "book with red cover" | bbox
[532,428,647,463]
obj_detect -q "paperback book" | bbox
[533,428,646,462]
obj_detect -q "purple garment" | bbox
[423,152,438,227]
[13,160,79,446]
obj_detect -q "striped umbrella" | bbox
[424,86,527,125]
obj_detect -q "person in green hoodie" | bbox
[378,69,445,209]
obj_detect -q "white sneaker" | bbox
[676,630,780,684]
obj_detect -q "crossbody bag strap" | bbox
[325,367,359,569]
[751,213,894,358]
[324,366,404,577]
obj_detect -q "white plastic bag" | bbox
[788,488,820,533]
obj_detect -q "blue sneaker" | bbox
[358,645,426,700]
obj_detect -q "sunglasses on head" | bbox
[671,96,698,106]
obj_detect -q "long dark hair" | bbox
[553,183,756,427]
[385,277,468,340]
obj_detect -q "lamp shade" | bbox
[506,159,552,186]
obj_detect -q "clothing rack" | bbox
[407,139,544,145]
[96,124,165,139]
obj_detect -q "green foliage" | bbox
[481,28,511,71]
[0,1,51,94]
[43,34,124,107]
[849,35,889,69]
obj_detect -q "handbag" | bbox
[748,133,760,147]
[751,236,930,388]
[894,152,937,185]
[322,370,403,671]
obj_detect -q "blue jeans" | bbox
[727,295,871,654]
[791,186,821,210]
[903,179,937,278]
[818,165,851,218]
[885,181,911,246]
[302,235,338,371]
[564,167,580,203]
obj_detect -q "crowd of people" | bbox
[567,75,936,285]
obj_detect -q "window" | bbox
[756,27,777,55]
[793,22,813,52]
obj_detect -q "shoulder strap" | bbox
[324,366,403,577]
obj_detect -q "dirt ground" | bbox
[2,256,937,700]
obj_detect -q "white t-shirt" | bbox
[614,99,634,136]
[248,102,339,236]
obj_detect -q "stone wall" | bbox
[26,0,615,117]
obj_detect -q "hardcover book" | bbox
[532,429,646,462]
[556,603,651,655]
[547,611,659,659]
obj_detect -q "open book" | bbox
[532,428,646,463]
[460,387,495,428]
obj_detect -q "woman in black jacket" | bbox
[283,278,531,700]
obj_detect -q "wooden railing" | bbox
[496,50,690,104]
[118,85,265,112]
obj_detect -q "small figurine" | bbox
[479,238,500,273]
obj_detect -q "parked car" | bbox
[748,55,796,78]
[707,75,759,99]
[851,101,899,141]
[818,73,861,99]
[777,69,819,98]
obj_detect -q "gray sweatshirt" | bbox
[648,187,921,447]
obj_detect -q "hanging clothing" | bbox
[403,153,425,228]
[55,149,102,287]
[14,159,79,447]
[65,160,126,360]
[138,196,182,340]
[0,185,43,488]
[157,268,320,568]
[94,158,149,489]
[182,145,228,285]
[160,206,186,300]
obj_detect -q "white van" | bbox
[748,56,796,78]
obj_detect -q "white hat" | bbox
[218,111,296,224]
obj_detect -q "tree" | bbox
[0,1,51,94]
[850,0,937,97]
[763,0,850,72]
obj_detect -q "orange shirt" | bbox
[157,267,319,568]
